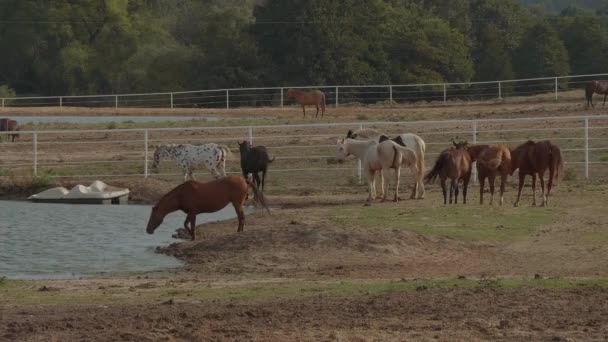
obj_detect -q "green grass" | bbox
[3,277,608,306]
[331,203,556,241]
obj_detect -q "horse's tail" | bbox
[424,149,449,184]
[551,144,564,185]
[246,179,271,215]
[218,145,233,159]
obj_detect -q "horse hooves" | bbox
[364,202,372,207]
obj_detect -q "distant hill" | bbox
[520,0,605,12]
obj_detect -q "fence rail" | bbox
[2,73,608,110]
[1,115,607,187]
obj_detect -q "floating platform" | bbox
[27,180,130,205]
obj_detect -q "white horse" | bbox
[336,138,419,203]
[346,128,426,199]
[151,143,232,181]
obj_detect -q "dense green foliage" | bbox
[0,0,607,96]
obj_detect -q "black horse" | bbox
[237,141,275,192]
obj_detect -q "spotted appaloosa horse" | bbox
[151,143,232,181]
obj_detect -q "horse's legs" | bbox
[315,105,319,118]
[499,172,507,206]
[409,165,419,200]
[479,174,485,205]
[393,167,401,202]
[366,169,376,203]
[184,214,196,240]
[488,174,496,206]
[603,93,607,107]
[514,173,525,207]
[234,204,245,232]
[463,177,470,204]
[301,105,306,118]
[454,180,460,204]
[376,170,385,199]
[547,167,555,206]
[261,168,267,192]
[253,172,262,189]
[441,178,447,205]
[531,174,537,206]
[449,179,456,204]
[539,173,546,207]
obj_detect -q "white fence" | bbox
[2,73,608,109]
[0,115,607,186]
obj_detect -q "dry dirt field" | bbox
[2,100,608,341]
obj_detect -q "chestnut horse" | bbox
[146,176,270,240]
[585,81,608,108]
[286,88,326,118]
[510,140,563,207]
[0,118,19,142]
[467,144,512,205]
[425,141,472,204]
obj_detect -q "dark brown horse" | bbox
[0,118,19,142]
[286,88,326,118]
[425,141,472,204]
[146,176,270,240]
[510,140,563,207]
[585,81,608,108]
[238,141,275,192]
[467,144,512,205]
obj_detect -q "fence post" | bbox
[358,124,363,184]
[59,96,63,108]
[280,88,284,108]
[1,98,4,107]
[584,118,589,179]
[498,81,502,100]
[144,129,149,178]
[33,132,38,177]
[226,90,230,109]
[170,93,174,109]
[389,85,393,106]
[248,127,253,144]
[554,77,558,101]
[472,121,477,184]
[335,87,339,108]
[115,95,118,108]
[443,84,447,103]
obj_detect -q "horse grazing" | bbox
[425,141,472,204]
[146,176,270,240]
[467,144,512,205]
[510,140,563,207]
[585,81,608,108]
[286,88,326,118]
[151,143,231,181]
[237,141,275,192]
[346,128,426,199]
[336,138,419,204]
[0,118,19,142]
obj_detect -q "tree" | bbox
[557,11,608,75]
[513,21,570,78]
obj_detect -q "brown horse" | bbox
[425,141,472,204]
[585,81,608,108]
[146,176,270,240]
[467,144,512,205]
[0,118,19,142]
[510,140,563,207]
[286,88,326,118]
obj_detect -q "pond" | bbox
[11,116,243,125]
[0,201,242,279]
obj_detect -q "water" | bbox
[11,115,245,125]
[0,201,241,279]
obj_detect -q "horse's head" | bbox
[237,140,250,154]
[286,88,294,98]
[346,129,356,139]
[146,205,164,234]
[452,140,468,150]
[151,145,166,170]
[335,138,349,163]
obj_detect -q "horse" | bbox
[146,176,270,240]
[425,141,472,205]
[336,138,419,204]
[0,118,19,142]
[151,143,231,181]
[467,144,512,205]
[286,88,326,118]
[346,128,426,199]
[585,81,608,108]
[237,140,275,192]
[510,140,563,207]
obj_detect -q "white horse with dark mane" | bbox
[346,128,426,199]
[151,143,232,181]
[336,138,420,204]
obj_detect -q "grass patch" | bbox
[3,277,608,306]
[331,203,555,241]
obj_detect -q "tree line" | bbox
[0,0,607,97]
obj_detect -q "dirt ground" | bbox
[2,99,608,341]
